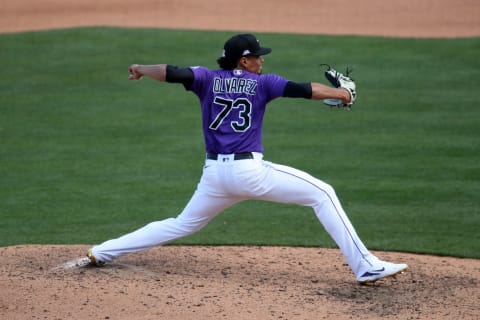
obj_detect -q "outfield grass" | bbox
[0,28,479,258]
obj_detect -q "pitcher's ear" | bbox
[238,57,248,68]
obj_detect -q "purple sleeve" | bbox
[260,74,289,102]
[187,66,210,98]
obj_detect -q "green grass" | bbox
[1,27,479,258]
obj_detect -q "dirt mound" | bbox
[1,245,479,319]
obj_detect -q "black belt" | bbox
[206,152,254,161]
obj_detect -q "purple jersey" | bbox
[188,67,288,154]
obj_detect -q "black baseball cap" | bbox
[221,34,272,62]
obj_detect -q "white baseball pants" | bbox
[91,153,379,277]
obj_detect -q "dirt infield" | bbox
[1,1,480,319]
[1,0,480,37]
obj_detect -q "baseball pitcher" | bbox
[85,34,407,283]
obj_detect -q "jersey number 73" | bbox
[209,97,252,132]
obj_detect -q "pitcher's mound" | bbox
[0,245,478,319]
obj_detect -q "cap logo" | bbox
[242,50,251,56]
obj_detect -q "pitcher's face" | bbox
[240,55,265,74]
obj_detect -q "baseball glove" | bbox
[321,64,356,109]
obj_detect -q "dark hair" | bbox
[216,56,238,70]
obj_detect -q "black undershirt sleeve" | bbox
[166,65,194,89]
[282,81,312,99]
